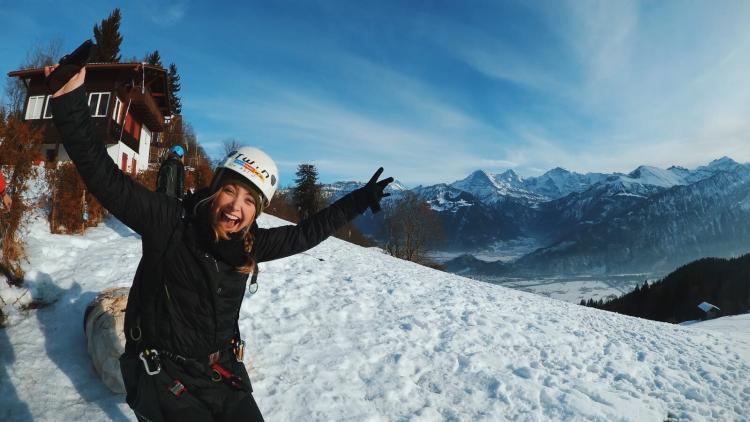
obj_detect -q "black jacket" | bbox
[156,156,185,199]
[51,86,369,375]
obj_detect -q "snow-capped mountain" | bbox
[412,184,475,213]
[513,165,750,275]
[321,157,750,276]
[321,179,408,203]
[682,156,745,184]
[626,165,687,188]
[449,169,546,204]
[523,167,608,199]
[449,168,609,204]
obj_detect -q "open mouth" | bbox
[220,211,241,228]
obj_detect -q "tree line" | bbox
[581,255,750,323]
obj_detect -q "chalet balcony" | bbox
[119,86,166,132]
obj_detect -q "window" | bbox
[43,96,53,119]
[25,96,45,120]
[133,120,141,141]
[124,114,133,133]
[124,114,141,140]
[88,92,110,117]
[112,97,123,124]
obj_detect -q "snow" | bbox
[626,165,687,188]
[697,302,720,313]
[1,211,750,421]
[450,170,545,204]
[490,275,645,304]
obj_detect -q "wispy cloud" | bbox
[184,47,527,185]
[138,1,750,183]
[416,0,750,176]
[147,0,187,26]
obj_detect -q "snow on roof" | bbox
[698,301,721,312]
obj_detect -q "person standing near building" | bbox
[156,145,185,199]
[0,172,12,211]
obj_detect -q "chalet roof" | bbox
[7,62,172,131]
[698,302,720,313]
[7,62,166,78]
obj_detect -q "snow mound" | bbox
[84,287,129,394]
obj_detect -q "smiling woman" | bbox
[47,63,394,422]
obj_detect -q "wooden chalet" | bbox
[7,63,171,174]
[697,301,721,320]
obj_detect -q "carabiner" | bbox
[139,350,161,376]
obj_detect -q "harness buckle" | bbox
[233,339,245,361]
[139,350,161,375]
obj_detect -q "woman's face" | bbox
[211,183,258,234]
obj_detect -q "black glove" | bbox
[356,167,393,214]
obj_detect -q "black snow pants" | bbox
[159,394,265,422]
[121,352,265,422]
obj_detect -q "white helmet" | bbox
[211,147,279,207]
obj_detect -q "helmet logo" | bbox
[230,151,271,182]
[233,158,266,181]
[271,175,277,186]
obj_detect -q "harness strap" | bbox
[154,346,246,390]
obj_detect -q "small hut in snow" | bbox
[697,302,721,320]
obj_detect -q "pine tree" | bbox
[292,163,323,220]
[144,50,162,67]
[92,8,123,62]
[167,63,182,115]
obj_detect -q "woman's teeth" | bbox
[222,212,240,225]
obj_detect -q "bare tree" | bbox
[221,138,242,156]
[382,191,443,265]
[4,39,63,116]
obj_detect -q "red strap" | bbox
[210,362,244,389]
[210,362,233,379]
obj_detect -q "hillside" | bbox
[588,254,750,323]
[0,212,748,420]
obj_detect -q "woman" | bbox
[47,65,392,422]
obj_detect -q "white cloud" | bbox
[147,1,187,26]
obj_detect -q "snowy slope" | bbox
[1,212,749,421]
[688,314,750,362]
[625,165,686,188]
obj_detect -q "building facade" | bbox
[7,63,171,174]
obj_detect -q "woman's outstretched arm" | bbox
[253,168,393,262]
[49,67,179,236]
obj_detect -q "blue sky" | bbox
[3,0,750,186]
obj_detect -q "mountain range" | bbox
[325,157,750,277]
